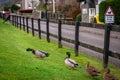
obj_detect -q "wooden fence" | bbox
[0,13,120,68]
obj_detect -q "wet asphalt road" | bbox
[27,20,120,54]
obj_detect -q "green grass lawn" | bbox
[0,19,120,80]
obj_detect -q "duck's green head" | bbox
[26,48,33,51]
[66,52,71,58]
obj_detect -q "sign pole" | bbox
[103,23,112,68]
[103,6,114,68]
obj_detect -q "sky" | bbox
[0,0,10,5]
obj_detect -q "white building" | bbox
[81,0,104,23]
[21,0,40,9]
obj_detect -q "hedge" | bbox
[99,0,120,25]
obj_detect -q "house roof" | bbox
[19,9,33,13]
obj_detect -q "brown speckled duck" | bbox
[103,68,118,80]
[26,48,49,58]
[86,62,101,77]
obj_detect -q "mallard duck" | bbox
[103,68,118,80]
[64,52,78,69]
[86,62,100,77]
[26,48,49,58]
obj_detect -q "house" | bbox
[21,0,40,9]
[80,0,104,23]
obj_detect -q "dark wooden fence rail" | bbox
[0,13,120,67]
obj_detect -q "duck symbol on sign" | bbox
[105,6,114,16]
[108,11,111,14]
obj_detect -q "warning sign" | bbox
[105,6,114,23]
[105,6,114,16]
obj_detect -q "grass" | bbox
[0,19,120,80]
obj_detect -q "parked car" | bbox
[0,11,10,19]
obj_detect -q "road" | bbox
[26,20,120,54]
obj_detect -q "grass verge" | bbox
[0,19,120,80]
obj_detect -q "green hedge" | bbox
[99,0,120,25]
[11,4,20,13]
[76,13,81,21]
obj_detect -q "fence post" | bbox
[60,14,62,19]
[38,19,41,39]
[12,15,14,25]
[103,23,112,68]
[20,16,21,30]
[26,17,29,33]
[46,18,50,42]
[0,13,1,18]
[16,15,18,28]
[56,13,58,20]
[9,15,11,23]
[13,15,15,26]
[23,17,25,31]
[58,20,62,48]
[15,15,17,27]
[31,18,34,36]
[64,14,66,20]
[75,21,80,56]
[3,14,5,20]
[16,15,17,27]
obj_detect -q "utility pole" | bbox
[31,0,34,9]
[45,0,48,19]
[52,0,55,13]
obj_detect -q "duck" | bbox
[64,52,78,69]
[26,48,49,58]
[86,62,101,77]
[103,68,118,80]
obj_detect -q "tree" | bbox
[77,0,96,8]
[37,2,46,11]
[11,4,20,13]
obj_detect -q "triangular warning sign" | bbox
[105,6,114,16]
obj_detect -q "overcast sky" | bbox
[0,0,9,4]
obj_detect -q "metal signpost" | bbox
[103,6,114,68]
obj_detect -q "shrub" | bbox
[76,13,81,21]
[68,7,80,21]
[99,0,120,25]
[4,6,10,11]
[11,4,20,13]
